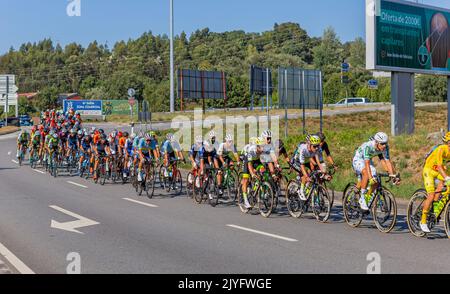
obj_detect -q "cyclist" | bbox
[260,130,281,178]
[137,133,153,182]
[93,134,111,181]
[149,131,160,162]
[352,132,400,211]
[66,129,78,158]
[16,130,30,159]
[420,132,450,233]
[46,132,60,166]
[218,134,240,168]
[240,137,264,209]
[79,130,92,172]
[290,135,325,201]
[122,132,134,179]
[189,136,204,185]
[161,133,185,180]
[315,132,337,171]
[30,130,41,162]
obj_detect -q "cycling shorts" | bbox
[423,167,445,194]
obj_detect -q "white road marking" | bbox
[226,224,298,242]
[0,242,35,274]
[11,160,18,164]
[123,198,158,208]
[49,205,100,235]
[67,181,88,189]
[33,169,45,174]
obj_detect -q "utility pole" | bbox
[170,0,175,113]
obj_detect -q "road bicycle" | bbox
[158,159,183,196]
[237,164,275,218]
[136,156,156,198]
[407,184,450,238]
[17,144,28,166]
[286,165,331,223]
[342,173,398,233]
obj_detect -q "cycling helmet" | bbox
[52,133,58,139]
[100,134,107,141]
[130,133,136,139]
[166,133,174,141]
[84,131,89,137]
[249,137,258,145]
[49,130,55,136]
[149,131,156,137]
[35,131,41,137]
[77,130,83,136]
[225,134,233,142]
[374,132,389,144]
[316,132,326,142]
[209,131,216,139]
[144,133,151,140]
[123,132,129,137]
[443,132,450,143]
[308,135,321,146]
[261,130,272,138]
[98,129,105,135]
[91,127,96,132]
[195,135,203,144]
[70,129,76,134]
[255,137,264,146]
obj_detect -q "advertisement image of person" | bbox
[426,12,450,70]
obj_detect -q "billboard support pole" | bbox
[319,71,323,133]
[301,71,306,135]
[266,68,270,122]
[5,76,9,127]
[284,70,288,139]
[391,72,415,136]
[448,77,450,131]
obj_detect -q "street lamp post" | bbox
[170,0,175,113]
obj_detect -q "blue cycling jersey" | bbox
[161,140,174,154]
[138,138,151,154]
[67,135,78,147]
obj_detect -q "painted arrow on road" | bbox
[49,205,100,235]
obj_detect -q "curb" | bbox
[0,127,20,136]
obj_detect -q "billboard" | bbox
[63,100,103,116]
[366,0,450,75]
[102,100,138,116]
[278,67,322,110]
[177,69,227,99]
[250,65,273,95]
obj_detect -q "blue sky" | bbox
[0,0,449,54]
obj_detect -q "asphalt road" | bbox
[1,136,450,274]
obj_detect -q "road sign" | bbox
[0,75,15,84]
[368,79,379,89]
[0,93,18,101]
[128,88,136,97]
[341,63,350,73]
[63,100,103,116]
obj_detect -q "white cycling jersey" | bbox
[293,143,318,165]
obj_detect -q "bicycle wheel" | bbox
[207,175,219,207]
[145,165,156,199]
[406,189,427,238]
[342,183,363,228]
[159,166,168,190]
[258,182,275,218]
[444,201,450,239]
[372,188,397,233]
[100,164,107,186]
[172,170,183,196]
[311,185,331,223]
[193,175,204,204]
[286,181,303,218]
[224,169,238,203]
[186,172,194,199]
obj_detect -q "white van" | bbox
[335,97,371,106]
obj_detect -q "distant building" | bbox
[57,93,81,106]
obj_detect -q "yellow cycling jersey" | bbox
[424,144,450,172]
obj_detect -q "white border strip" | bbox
[33,169,45,174]
[11,160,18,164]
[226,224,298,242]
[123,198,158,208]
[0,242,35,274]
[67,181,88,189]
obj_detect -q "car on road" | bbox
[19,115,33,126]
[334,97,371,106]
[0,117,20,127]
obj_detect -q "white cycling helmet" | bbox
[166,133,174,141]
[209,131,216,138]
[261,130,272,139]
[374,132,389,144]
[225,134,233,142]
[195,135,203,144]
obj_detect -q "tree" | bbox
[313,27,344,75]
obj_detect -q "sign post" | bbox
[5,76,9,127]
[128,88,136,135]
